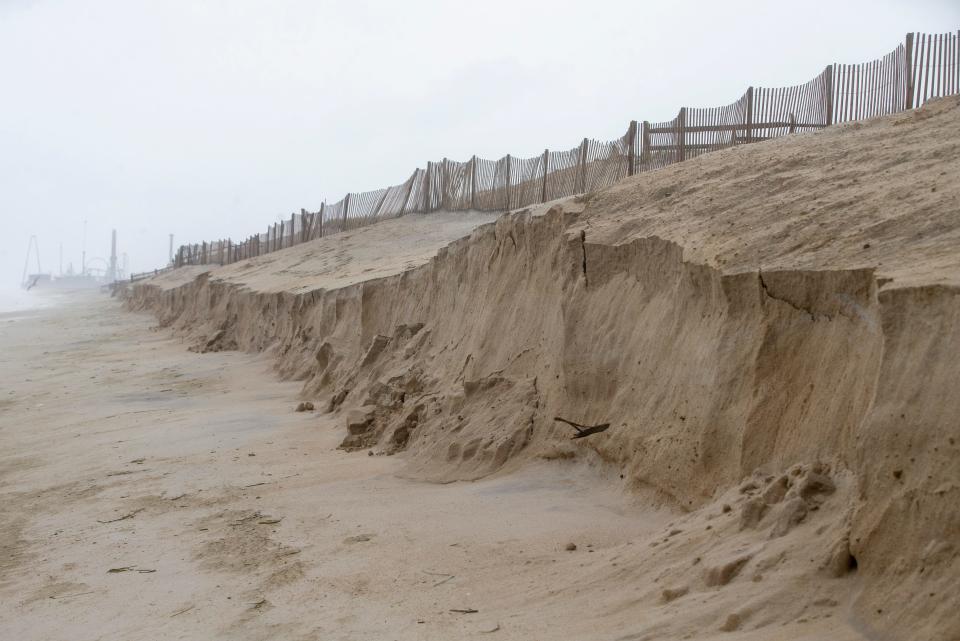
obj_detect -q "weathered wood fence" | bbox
[175,30,960,268]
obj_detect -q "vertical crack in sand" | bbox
[580,229,588,289]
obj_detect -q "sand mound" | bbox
[125,96,960,640]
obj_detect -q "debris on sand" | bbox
[105,469,149,477]
[97,508,144,524]
[554,417,611,439]
[424,571,455,586]
[107,566,155,574]
[343,534,373,543]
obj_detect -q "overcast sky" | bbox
[1,0,957,285]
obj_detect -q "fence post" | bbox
[825,65,835,126]
[505,154,512,210]
[425,162,433,212]
[318,202,325,237]
[342,193,351,230]
[441,158,448,210]
[904,32,915,109]
[372,187,390,219]
[541,149,549,203]
[641,122,651,172]
[290,213,295,246]
[470,156,478,209]
[745,87,754,144]
[627,120,637,176]
[677,109,686,161]
[400,172,415,216]
[578,138,588,193]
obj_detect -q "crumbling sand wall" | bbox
[125,206,958,640]
[124,98,960,640]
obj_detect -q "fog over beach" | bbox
[2,3,959,641]
[0,287,56,314]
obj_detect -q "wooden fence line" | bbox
[172,30,960,268]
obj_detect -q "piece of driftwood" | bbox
[554,417,611,439]
[97,508,144,524]
[424,570,455,587]
[49,590,96,600]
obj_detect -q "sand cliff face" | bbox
[125,98,960,640]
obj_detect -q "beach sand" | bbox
[5,98,960,641]
[0,295,876,641]
[0,293,677,641]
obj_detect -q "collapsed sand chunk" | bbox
[739,497,768,530]
[770,497,809,538]
[719,612,744,632]
[704,552,754,587]
[822,535,857,577]
[295,401,314,412]
[394,322,424,341]
[360,334,391,367]
[339,406,379,450]
[328,388,350,412]
[204,329,226,350]
[761,474,791,504]
[386,404,424,453]
[661,586,689,603]
[346,406,377,434]
[794,472,835,501]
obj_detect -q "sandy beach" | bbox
[4,99,960,641]
[1,292,675,641]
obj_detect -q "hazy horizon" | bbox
[2,0,958,286]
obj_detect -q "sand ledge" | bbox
[124,100,960,641]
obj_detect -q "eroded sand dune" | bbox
[126,97,960,640]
